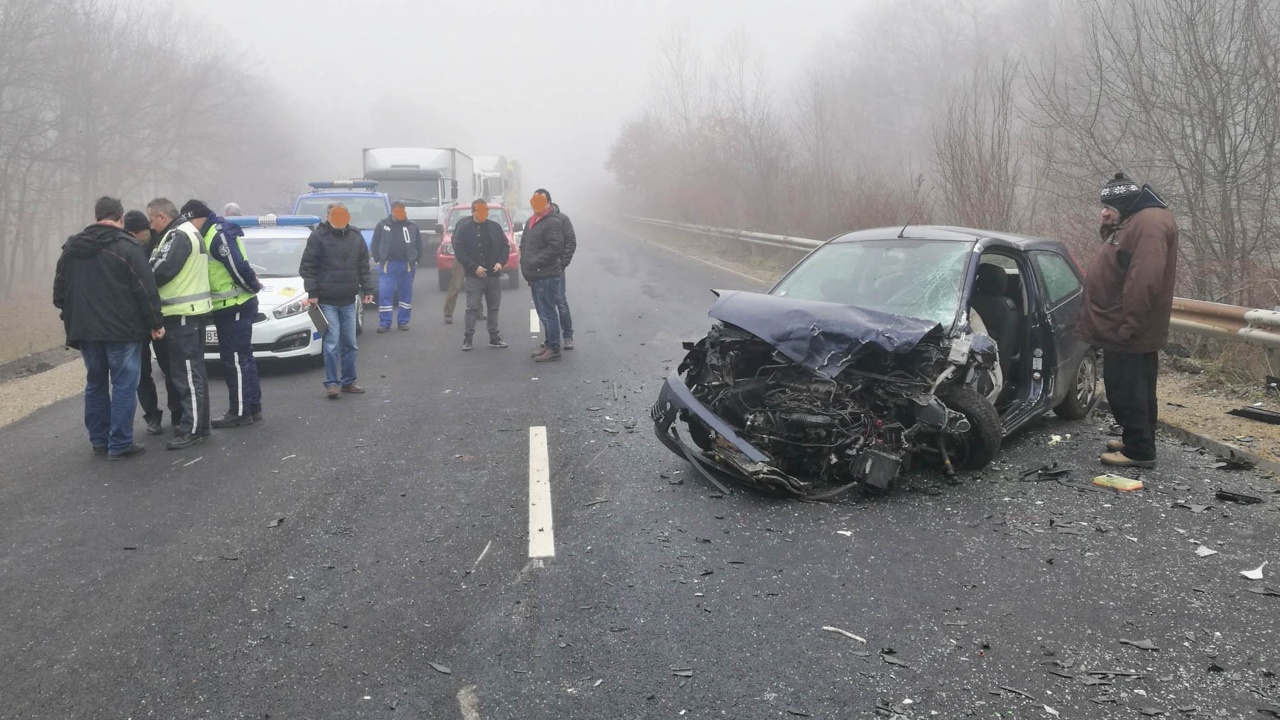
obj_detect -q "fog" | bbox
[118,0,857,205]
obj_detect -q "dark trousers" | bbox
[164,314,210,436]
[213,297,262,417]
[1102,349,1159,461]
[464,274,502,341]
[146,337,185,428]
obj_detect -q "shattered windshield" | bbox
[771,239,974,326]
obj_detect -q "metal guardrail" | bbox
[626,215,1280,349]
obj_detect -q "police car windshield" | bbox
[447,207,511,232]
[243,234,308,278]
[293,197,386,228]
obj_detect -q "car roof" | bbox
[829,225,1067,252]
[242,226,313,239]
[295,191,387,199]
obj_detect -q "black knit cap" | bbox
[1100,172,1141,210]
[180,199,213,219]
[123,209,150,234]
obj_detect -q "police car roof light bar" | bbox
[227,214,322,228]
[308,180,379,190]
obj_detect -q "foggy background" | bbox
[4,0,1280,361]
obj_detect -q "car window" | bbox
[243,233,310,278]
[771,239,975,326]
[293,196,387,229]
[447,207,511,232]
[1031,251,1082,307]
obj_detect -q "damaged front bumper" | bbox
[652,372,881,499]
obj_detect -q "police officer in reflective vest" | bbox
[203,209,264,427]
[150,199,214,449]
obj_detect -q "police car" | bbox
[202,214,363,361]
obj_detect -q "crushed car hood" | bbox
[706,290,946,378]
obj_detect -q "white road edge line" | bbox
[529,307,540,334]
[528,426,555,558]
[457,685,481,720]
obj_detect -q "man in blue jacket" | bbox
[371,202,421,332]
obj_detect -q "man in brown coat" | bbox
[1078,172,1179,468]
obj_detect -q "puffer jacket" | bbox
[299,221,372,305]
[371,216,422,264]
[1078,206,1179,353]
[53,223,163,347]
[519,211,564,281]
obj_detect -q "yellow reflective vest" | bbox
[203,224,255,311]
[158,222,212,317]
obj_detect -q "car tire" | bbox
[507,271,520,289]
[438,269,451,292]
[937,385,1002,470]
[1054,350,1100,420]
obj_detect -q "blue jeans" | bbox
[320,302,358,388]
[557,274,573,340]
[80,340,143,454]
[530,276,563,351]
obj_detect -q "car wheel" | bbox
[1054,350,1100,420]
[438,269,451,292]
[936,385,1002,470]
[507,271,520,289]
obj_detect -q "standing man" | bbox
[53,197,165,460]
[520,189,565,362]
[201,203,265,428]
[1079,172,1179,469]
[372,201,421,332]
[454,199,509,351]
[123,209,170,436]
[149,198,214,450]
[299,203,373,399]
[551,196,576,350]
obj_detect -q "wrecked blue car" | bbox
[652,226,1100,498]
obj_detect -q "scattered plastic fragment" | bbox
[1044,705,1060,717]
[1195,545,1218,558]
[1246,586,1280,597]
[267,517,285,528]
[822,626,866,643]
[428,661,451,675]
[1093,474,1143,491]
[1048,435,1063,446]
[671,668,694,678]
[1120,638,1160,651]
[1216,489,1264,504]
[1241,561,1268,581]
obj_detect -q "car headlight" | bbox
[273,294,308,319]
[441,243,454,256]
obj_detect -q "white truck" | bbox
[473,155,519,206]
[361,147,475,244]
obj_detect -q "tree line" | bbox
[608,0,1280,309]
[0,0,303,297]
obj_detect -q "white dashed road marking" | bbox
[529,308,540,334]
[528,426,555,558]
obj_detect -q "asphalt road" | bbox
[2,215,1278,720]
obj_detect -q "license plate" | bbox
[205,328,218,345]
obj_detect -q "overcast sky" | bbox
[122,0,861,205]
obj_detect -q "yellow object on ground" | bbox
[1093,474,1144,491]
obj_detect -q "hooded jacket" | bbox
[519,210,564,281]
[453,216,509,278]
[299,221,372,305]
[371,216,422,264]
[552,204,577,268]
[53,223,163,347]
[1078,195,1179,354]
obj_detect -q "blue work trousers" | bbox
[80,340,143,454]
[377,261,415,328]
[320,302,359,388]
[213,296,262,416]
[530,276,563,351]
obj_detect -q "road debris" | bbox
[1216,489,1264,504]
[1246,586,1280,597]
[182,456,202,467]
[427,661,452,675]
[1139,708,1167,717]
[786,710,812,717]
[1119,638,1160,651]
[1093,474,1143,491]
[1241,561,1268,580]
[822,626,867,643]
[1214,458,1255,471]
[1195,545,1219,558]
[467,540,492,575]
[267,517,286,528]
[1173,502,1213,513]
[1227,406,1280,425]
[881,653,912,669]
[671,668,694,678]
[1044,705,1060,717]
[999,686,1037,700]
[1021,462,1069,481]
[281,454,296,461]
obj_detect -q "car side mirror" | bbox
[513,221,524,232]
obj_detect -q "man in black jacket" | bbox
[300,203,373,399]
[123,209,172,436]
[520,189,565,362]
[53,196,165,460]
[454,199,509,350]
[371,201,421,332]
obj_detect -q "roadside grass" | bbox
[0,281,64,365]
